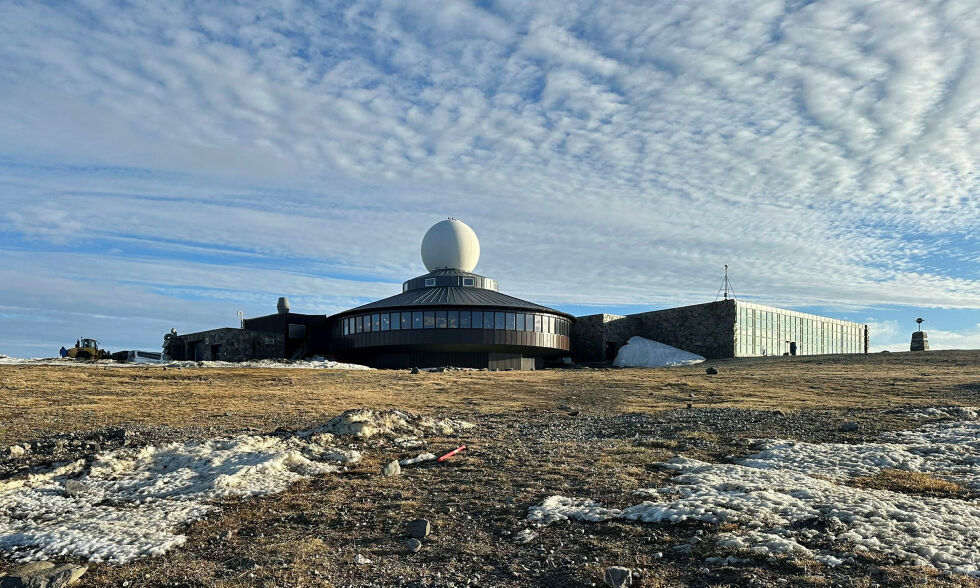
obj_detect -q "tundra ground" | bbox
[1,350,979,587]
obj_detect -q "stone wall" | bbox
[571,301,738,362]
[164,328,285,362]
[628,300,736,359]
[569,313,633,363]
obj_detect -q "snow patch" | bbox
[0,357,373,369]
[0,435,358,564]
[399,453,437,466]
[741,418,980,489]
[302,408,474,439]
[612,337,705,368]
[527,411,980,576]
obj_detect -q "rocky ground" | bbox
[1,351,979,587]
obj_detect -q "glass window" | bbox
[535,315,543,332]
[484,312,494,329]
[381,314,390,331]
[355,315,363,333]
[506,313,516,330]
[400,313,410,330]
[448,310,459,328]
[413,311,423,329]
[343,319,349,336]
[471,311,482,328]
[462,277,475,286]
[424,311,435,328]
[436,310,447,328]
[494,312,504,329]
[424,278,436,287]
[517,313,525,331]
[460,311,471,328]
[371,314,380,331]
[548,316,555,333]
[391,312,401,330]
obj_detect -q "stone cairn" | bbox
[910,317,928,352]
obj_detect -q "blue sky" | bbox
[0,0,977,356]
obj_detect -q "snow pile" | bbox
[163,359,373,370]
[528,410,980,576]
[0,435,359,564]
[612,337,705,368]
[0,357,373,369]
[302,408,475,439]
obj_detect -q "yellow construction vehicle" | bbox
[67,338,111,360]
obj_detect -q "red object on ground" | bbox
[437,445,467,462]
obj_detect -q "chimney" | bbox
[277,297,290,314]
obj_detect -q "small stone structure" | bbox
[910,331,929,352]
[164,328,284,362]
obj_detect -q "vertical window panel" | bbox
[413,311,423,329]
[471,311,482,329]
[517,313,525,331]
[494,311,505,330]
[448,310,459,328]
[424,311,435,328]
[483,312,494,329]
[436,310,447,328]
[381,314,390,331]
[460,311,471,328]
[506,313,516,330]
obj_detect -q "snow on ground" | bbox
[0,434,360,564]
[528,408,980,576]
[612,337,705,368]
[0,408,473,564]
[0,357,373,369]
[302,408,475,438]
[741,419,980,490]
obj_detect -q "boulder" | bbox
[405,538,422,553]
[406,518,431,538]
[705,367,718,375]
[381,460,401,477]
[0,562,87,588]
[604,566,632,587]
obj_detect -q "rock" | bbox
[410,366,420,374]
[604,566,632,587]
[0,562,88,588]
[840,421,860,432]
[406,518,431,538]
[513,529,538,544]
[381,460,401,477]
[405,538,422,553]
[63,480,89,497]
[354,554,372,565]
[705,367,718,375]
[7,445,26,458]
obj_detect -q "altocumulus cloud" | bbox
[0,0,977,354]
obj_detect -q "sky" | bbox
[0,0,977,357]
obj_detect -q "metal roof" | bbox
[333,286,574,319]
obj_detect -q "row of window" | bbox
[341,310,571,336]
[737,307,864,356]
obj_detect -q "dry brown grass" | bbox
[1,350,978,446]
[1,350,980,587]
[850,469,971,498]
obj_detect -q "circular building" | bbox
[330,219,573,369]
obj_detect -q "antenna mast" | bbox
[715,265,737,301]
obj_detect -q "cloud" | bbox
[0,0,977,354]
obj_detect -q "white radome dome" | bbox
[421,218,480,272]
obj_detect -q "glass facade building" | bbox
[735,301,866,357]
